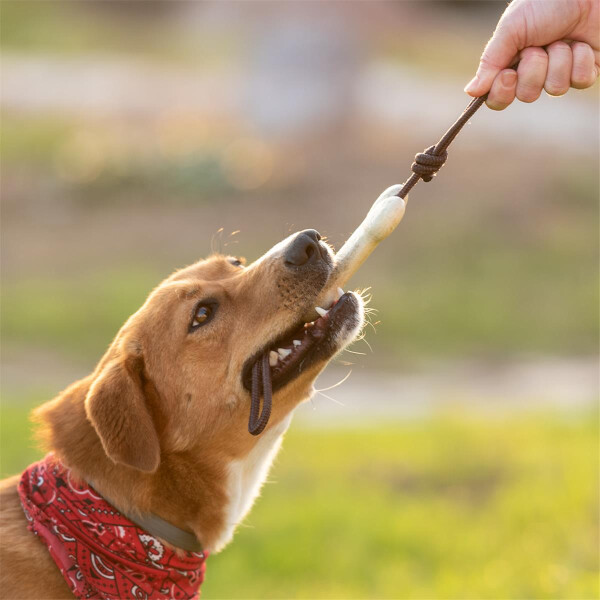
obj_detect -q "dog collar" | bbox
[87,478,203,553]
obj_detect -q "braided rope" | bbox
[397,94,488,199]
[248,93,488,436]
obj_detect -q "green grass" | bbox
[205,414,599,599]
[366,232,599,361]
[0,267,161,358]
[2,397,598,599]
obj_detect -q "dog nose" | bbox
[284,229,323,267]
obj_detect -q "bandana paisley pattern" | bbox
[18,456,207,600]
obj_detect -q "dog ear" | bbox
[84,351,160,473]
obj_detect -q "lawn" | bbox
[2,2,598,598]
[2,399,597,599]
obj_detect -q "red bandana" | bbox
[18,455,207,600]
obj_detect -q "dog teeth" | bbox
[304,322,314,328]
[269,351,279,367]
[323,288,338,309]
[315,306,328,318]
[336,287,344,300]
[278,348,292,359]
[293,339,302,347]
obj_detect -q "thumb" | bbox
[465,25,520,97]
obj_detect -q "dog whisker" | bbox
[360,336,374,353]
[314,369,352,393]
[344,348,366,356]
[336,360,354,366]
[210,227,225,254]
[364,319,378,334]
[314,390,345,406]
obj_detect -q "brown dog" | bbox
[0,229,364,599]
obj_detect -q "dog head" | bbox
[84,229,364,472]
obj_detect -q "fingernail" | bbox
[464,76,479,93]
[500,70,517,86]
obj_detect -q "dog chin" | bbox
[315,290,364,358]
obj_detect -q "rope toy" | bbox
[411,146,449,182]
[398,94,487,198]
[248,93,488,436]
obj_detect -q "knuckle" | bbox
[520,47,548,62]
[570,41,590,53]
[546,41,570,53]
[544,81,568,96]
[516,85,542,103]
[571,66,596,88]
[571,74,595,89]
[570,70,585,85]
[479,53,503,71]
[517,65,545,86]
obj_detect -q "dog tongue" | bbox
[248,353,272,435]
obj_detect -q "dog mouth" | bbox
[241,289,361,434]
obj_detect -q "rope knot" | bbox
[411,145,448,182]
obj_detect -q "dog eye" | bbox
[228,257,244,268]
[189,302,217,331]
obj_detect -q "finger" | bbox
[486,69,518,110]
[516,47,549,103]
[571,42,598,89]
[544,41,572,96]
[465,24,520,97]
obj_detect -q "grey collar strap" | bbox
[87,479,203,553]
[122,512,203,553]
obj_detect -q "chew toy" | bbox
[315,94,487,311]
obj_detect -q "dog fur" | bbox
[0,232,364,599]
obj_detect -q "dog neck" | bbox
[34,376,297,553]
[84,475,204,552]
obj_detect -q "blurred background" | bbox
[1,1,598,598]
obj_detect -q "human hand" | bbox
[465,0,599,110]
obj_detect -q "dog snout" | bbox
[284,230,325,267]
